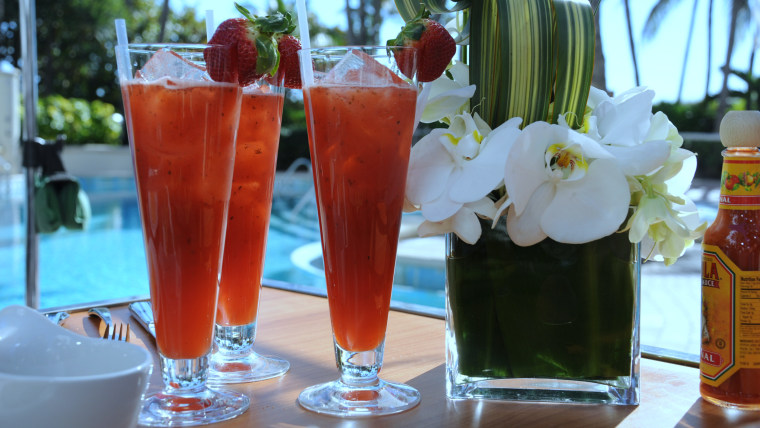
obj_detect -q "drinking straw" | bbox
[205,10,215,42]
[114,19,131,82]
[115,19,128,46]
[414,83,431,133]
[295,0,314,86]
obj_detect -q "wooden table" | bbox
[59,287,760,427]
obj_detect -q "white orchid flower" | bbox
[582,86,655,147]
[646,111,684,148]
[626,149,707,264]
[419,61,476,124]
[570,87,671,175]
[406,112,522,243]
[504,122,630,246]
[623,107,706,260]
[564,85,705,256]
[634,196,706,266]
[417,197,495,244]
[444,11,468,44]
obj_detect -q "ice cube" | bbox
[322,50,405,87]
[135,48,208,82]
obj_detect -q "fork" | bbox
[88,307,113,337]
[88,307,130,342]
[102,322,131,342]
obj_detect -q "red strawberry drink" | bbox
[216,87,284,329]
[209,82,290,384]
[296,46,422,417]
[202,4,300,385]
[117,43,249,426]
[306,67,416,353]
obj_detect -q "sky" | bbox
[170,0,760,104]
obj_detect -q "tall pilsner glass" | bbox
[116,44,248,426]
[209,78,290,383]
[297,46,421,417]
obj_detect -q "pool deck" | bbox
[640,178,718,356]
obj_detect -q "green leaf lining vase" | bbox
[445,219,641,404]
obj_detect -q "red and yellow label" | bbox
[701,245,760,386]
[719,158,760,209]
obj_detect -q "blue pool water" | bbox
[0,176,446,310]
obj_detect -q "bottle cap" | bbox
[720,110,760,148]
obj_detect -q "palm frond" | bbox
[642,0,680,40]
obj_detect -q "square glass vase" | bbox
[445,221,640,405]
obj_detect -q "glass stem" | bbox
[214,322,256,359]
[160,354,209,392]
[335,338,384,387]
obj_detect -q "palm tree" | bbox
[643,0,753,128]
[642,0,699,102]
[715,0,751,129]
[623,0,640,86]
[345,0,386,45]
[677,0,700,102]
[706,0,714,98]
[158,0,169,43]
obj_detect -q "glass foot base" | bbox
[446,376,639,405]
[139,387,249,427]
[208,351,290,384]
[297,378,420,417]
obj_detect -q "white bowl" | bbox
[0,305,153,428]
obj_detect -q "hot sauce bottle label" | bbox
[718,157,760,209]
[701,245,760,387]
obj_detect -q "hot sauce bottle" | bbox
[701,110,760,409]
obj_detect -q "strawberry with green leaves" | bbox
[387,7,456,82]
[205,2,302,88]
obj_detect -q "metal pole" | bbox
[20,0,39,308]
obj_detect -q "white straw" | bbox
[115,18,128,47]
[295,0,314,86]
[114,19,131,82]
[205,10,215,42]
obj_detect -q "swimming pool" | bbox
[0,174,446,310]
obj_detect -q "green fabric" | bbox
[34,173,91,233]
[34,176,63,233]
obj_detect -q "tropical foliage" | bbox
[37,95,123,146]
[640,0,756,126]
[0,0,351,147]
[1,0,206,110]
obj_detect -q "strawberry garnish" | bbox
[274,34,302,89]
[387,7,456,82]
[205,2,301,87]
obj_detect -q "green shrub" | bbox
[37,95,123,145]
[654,100,724,179]
[653,100,718,133]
